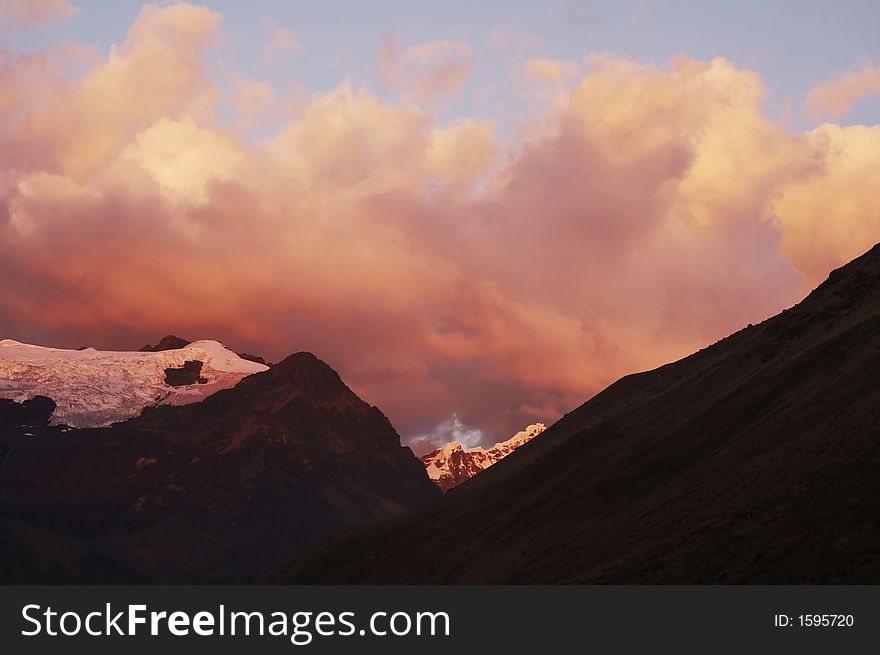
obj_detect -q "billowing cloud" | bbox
[773,123,880,284]
[1,2,221,177]
[2,4,879,448]
[426,120,499,187]
[806,61,880,118]
[116,116,246,203]
[0,0,77,27]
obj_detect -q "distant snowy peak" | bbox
[420,423,546,492]
[0,339,268,428]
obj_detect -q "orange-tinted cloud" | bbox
[2,4,880,447]
[2,2,221,177]
[805,60,880,118]
[377,31,475,102]
[523,57,579,85]
[0,0,77,27]
[229,73,275,129]
[263,21,302,64]
[773,123,880,285]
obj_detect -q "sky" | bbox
[1,0,879,450]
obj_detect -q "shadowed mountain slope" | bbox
[280,244,880,583]
[0,353,439,583]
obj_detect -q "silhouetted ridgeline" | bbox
[279,244,880,584]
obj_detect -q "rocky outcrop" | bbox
[0,396,56,432]
[139,335,191,352]
[163,360,208,386]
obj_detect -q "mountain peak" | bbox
[275,351,323,366]
[140,335,191,352]
[252,351,353,397]
[421,423,546,492]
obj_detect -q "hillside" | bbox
[279,244,880,583]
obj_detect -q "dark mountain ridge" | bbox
[278,243,880,583]
[0,352,439,583]
[140,334,270,365]
[140,334,191,352]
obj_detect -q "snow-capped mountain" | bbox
[420,423,546,492]
[0,350,439,583]
[0,339,268,428]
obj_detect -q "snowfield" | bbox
[0,339,268,428]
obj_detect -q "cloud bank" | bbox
[2,4,880,447]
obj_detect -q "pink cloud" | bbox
[0,0,77,27]
[1,2,221,178]
[263,21,302,64]
[1,8,880,448]
[377,31,475,102]
[522,58,580,85]
[805,60,880,118]
[229,73,274,129]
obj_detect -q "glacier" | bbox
[0,339,268,428]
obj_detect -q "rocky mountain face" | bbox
[279,243,880,584]
[421,424,546,492]
[0,395,55,431]
[0,352,439,582]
